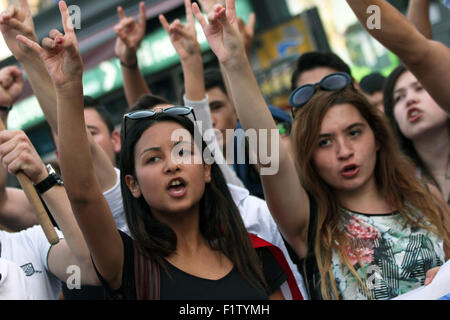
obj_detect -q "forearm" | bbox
[407,0,432,39]
[222,58,277,134]
[18,56,59,133]
[56,81,123,284]
[346,0,428,64]
[181,53,206,101]
[41,185,91,267]
[56,82,99,201]
[121,58,151,108]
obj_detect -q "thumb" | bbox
[424,267,440,285]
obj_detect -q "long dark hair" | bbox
[119,113,268,293]
[383,65,450,189]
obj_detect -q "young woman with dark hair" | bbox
[194,0,450,300]
[384,65,449,208]
[19,1,286,300]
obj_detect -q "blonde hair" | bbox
[291,87,450,299]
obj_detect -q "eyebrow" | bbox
[139,140,191,157]
[319,123,365,138]
[394,81,420,94]
[86,125,99,131]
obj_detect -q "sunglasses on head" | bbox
[122,106,197,141]
[289,72,353,117]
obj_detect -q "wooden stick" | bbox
[0,119,59,244]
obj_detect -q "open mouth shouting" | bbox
[407,107,423,123]
[341,164,360,179]
[167,177,187,198]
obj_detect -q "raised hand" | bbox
[114,2,146,66]
[192,0,244,67]
[16,1,83,89]
[0,0,38,62]
[0,66,24,106]
[0,130,47,185]
[159,0,200,61]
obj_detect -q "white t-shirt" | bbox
[0,257,34,299]
[103,167,130,236]
[0,225,63,300]
[227,183,309,300]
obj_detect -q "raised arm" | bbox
[160,0,244,188]
[193,0,309,257]
[0,65,37,230]
[0,0,117,191]
[345,0,450,111]
[160,0,205,101]
[0,130,99,285]
[17,2,123,289]
[114,2,151,107]
[407,0,432,39]
[198,0,256,108]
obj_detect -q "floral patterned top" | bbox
[331,209,445,300]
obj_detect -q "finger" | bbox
[115,27,131,45]
[16,34,43,55]
[0,132,21,156]
[117,6,126,20]
[0,74,13,89]
[5,65,22,77]
[218,6,235,33]
[225,0,236,23]
[49,28,63,40]
[159,14,170,33]
[246,12,256,34]
[2,16,29,34]
[3,4,17,19]
[185,0,194,26]
[424,267,440,285]
[18,0,32,15]
[138,2,146,27]
[59,1,74,34]
[170,25,192,40]
[42,37,57,51]
[192,3,208,30]
[115,17,135,35]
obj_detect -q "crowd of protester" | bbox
[0,0,448,300]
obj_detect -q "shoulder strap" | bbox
[249,233,304,300]
[133,242,160,300]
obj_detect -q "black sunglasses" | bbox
[122,106,197,141]
[289,72,353,117]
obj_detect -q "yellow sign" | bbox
[256,17,314,70]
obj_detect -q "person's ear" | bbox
[111,130,122,153]
[125,174,142,198]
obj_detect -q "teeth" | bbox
[410,111,418,117]
[170,180,182,187]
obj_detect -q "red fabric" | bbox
[249,233,303,300]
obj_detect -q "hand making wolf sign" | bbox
[16,1,83,89]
